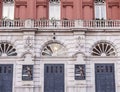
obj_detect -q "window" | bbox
[2,0,14,19]
[94,0,106,19]
[49,0,60,20]
[75,65,86,80]
[41,42,66,56]
[22,65,33,81]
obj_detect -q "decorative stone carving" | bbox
[25,19,34,28]
[76,36,84,51]
[0,42,17,56]
[24,36,33,50]
[91,42,116,56]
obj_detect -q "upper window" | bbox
[2,0,14,19]
[94,0,106,19]
[49,0,60,20]
[91,42,116,56]
[41,42,66,56]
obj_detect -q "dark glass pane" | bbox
[8,66,12,73]
[46,66,49,73]
[97,66,100,72]
[101,66,104,72]
[106,66,108,72]
[110,66,113,72]
[0,67,2,73]
[60,66,62,73]
[55,66,58,73]
[4,66,7,73]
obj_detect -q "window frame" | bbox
[49,0,61,20]
[94,1,106,20]
[2,0,14,20]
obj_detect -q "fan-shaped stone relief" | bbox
[91,42,116,56]
[0,42,17,56]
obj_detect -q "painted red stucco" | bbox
[0,0,120,20]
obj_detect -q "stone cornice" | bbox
[0,27,120,32]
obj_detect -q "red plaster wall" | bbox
[61,0,74,19]
[82,0,94,20]
[72,0,81,19]
[15,0,27,19]
[111,6,119,19]
[0,0,119,20]
[27,0,36,19]
[83,6,94,20]
[36,0,49,19]
[107,0,120,20]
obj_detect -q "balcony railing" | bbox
[0,19,25,28]
[34,20,120,28]
[83,20,120,28]
[0,19,119,29]
[34,20,75,28]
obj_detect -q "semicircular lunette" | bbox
[41,43,66,56]
[91,42,116,56]
[0,42,17,56]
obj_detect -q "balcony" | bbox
[0,19,119,29]
[0,19,25,28]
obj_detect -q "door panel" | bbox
[44,64,64,92]
[106,74,115,92]
[54,64,64,92]
[0,64,13,92]
[44,65,54,92]
[96,75,106,92]
[95,64,115,92]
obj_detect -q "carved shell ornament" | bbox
[91,42,116,56]
[0,42,17,56]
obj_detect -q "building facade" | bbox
[0,0,120,92]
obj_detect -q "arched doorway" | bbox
[91,41,116,92]
[41,42,66,92]
[0,42,17,92]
